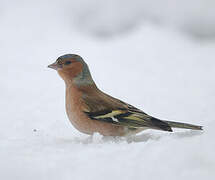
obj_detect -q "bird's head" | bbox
[48,54,94,86]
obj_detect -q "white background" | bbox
[0,0,215,179]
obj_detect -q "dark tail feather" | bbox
[163,120,203,130]
[150,117,173,132]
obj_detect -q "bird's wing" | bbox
[82,91,172,132]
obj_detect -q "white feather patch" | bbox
[111,117,119,122]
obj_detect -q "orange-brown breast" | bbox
[65,84,127,136]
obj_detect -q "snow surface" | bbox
[1,0,215,180]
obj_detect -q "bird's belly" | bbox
[66,104,128,136]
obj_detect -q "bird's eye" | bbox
[65,61,72,65]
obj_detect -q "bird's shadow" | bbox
[56,130,203,145]
[126,130,203,143]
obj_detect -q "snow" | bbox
[1,0,215,180]
[72,0,215,38]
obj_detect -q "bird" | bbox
[48,54,203,136]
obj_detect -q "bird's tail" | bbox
[163,120,203,130]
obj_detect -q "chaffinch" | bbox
[48,54,203,136]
